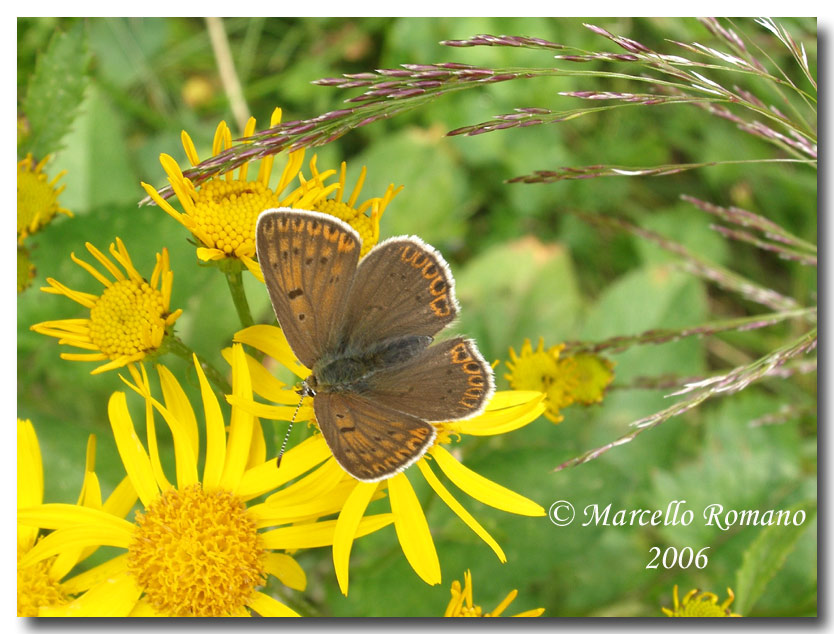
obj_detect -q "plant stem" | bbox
[205,17,250,134]
[225,266,255,329]
[165,334,231,394]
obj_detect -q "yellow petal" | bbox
[241,254,265,282]
[220,344,255,492]
[39,571,141,617]
[17,419,43,551]
[511,608,546,617]
[333,481,378,595]
[62,553,130,593]
[261,513,393,550]
[264,553,306,591]
[194,354,227,490]
[452,393,545,436]
[388,472,441,586]
[233,324,309,379]
[108,392,158,507]
[196,246,226,261]
[157,363,200,459]
[248,418,267,470]
[146,397,199,491]
[102,475,139,520]
[488,390,545,409]
[489,589,517,616]
[19,521,133,568]
[247,591,300,617]
[181,130,200,166]
[266,456,344,506]
[221,347,292,403]
[140,181,183,222]
[431,445,545,516]
[237,435,330,500]
[121,365,172,493]
[251,480,364,527]
[18,503,135,533]
[225,395,314,422]
[417,459,505,562]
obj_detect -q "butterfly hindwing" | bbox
[256,208,361,368]
[338,237,459,351]
[313,391,436,482]
[361,336,495,422]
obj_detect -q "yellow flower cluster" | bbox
[505,338,615,424]
[19,109,562,617]
[17,154,73,292]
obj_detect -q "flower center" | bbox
[17,545,69,616]
[191,179,279,256]
[314,199,376,256]
[127,483,267,617]
[17,166,61,235]
[88,279,169,360]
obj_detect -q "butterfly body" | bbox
[256,208,494,482]
[310,335,433,393]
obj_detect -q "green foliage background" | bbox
[17,17,816,617]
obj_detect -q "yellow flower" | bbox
[444,570,544,617]
[30,238,182,374]
[505,338,614,423]
[227,325,547,595]
[505,338,570,423]
[662,585,741,617]
[556,352,615,405]
[17,419,138,616]
[17,154,73,244]
[306,160,403,256]
[141,108,338,281]
[18,346,392,616]
[18,245,35,293]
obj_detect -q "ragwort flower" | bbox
[18,246,35,293]
[444,569,544,617]
[30,238,182,374]
[141,108,338,280]
[662,585,741,617]
[228,325,547,595]
[306,160,403,256]
[505,338,614,423]
[18,346,391,616]
[17,154,72,244]
[17,419,137,616]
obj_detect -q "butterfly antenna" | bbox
[276,387,308,469]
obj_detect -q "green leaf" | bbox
[734,499,816,615]
[452,236,582,362]
[22,21,90,159]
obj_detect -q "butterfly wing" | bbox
[313,391,436,482]
[256,209,361,368]
[339,236,458,350]
[360,337,495,422]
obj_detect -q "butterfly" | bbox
[256,208,494,482]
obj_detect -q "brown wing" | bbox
[256,208,360,368]
[360,337,494,422]
[313,391,436,482]
[339,236,459,351]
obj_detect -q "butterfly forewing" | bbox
[314,391,436,482]
[256,208,361,368]
[339,237,459,351]
[360,337,494,422]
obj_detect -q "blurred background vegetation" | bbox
[17,17,816,617]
